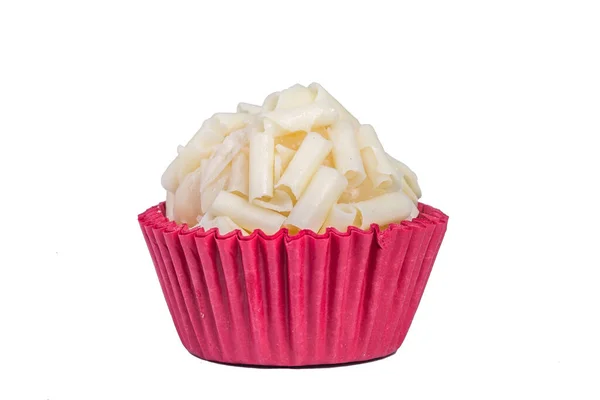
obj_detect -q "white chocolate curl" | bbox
[253,190,294,214]
[387,154,422,199]
[409,203,420,220]
[276,132,333,201]
[353,191,414,229]
[249,131,275,201]
[262,91,280,112]
[213,216,249,236]
[173,167,203,225]
[201,166,230,214]
[187,116,226,148]
[161,115,230,193]
[274,154,282,182]
[161,142,216,193]
[213,112,255,135]
[275,144,296,169]
[210,191,285,235]
[399,176,419,205]
[197,212,216,229]
[237,102,262,115]
[227,151,249,197]
[357,124,396,189]
[262,118,283,137]
[264,103,338,136]
[328,120,366,187]
[176,119,225,186]
[201,128,248,191]
[274,144,296,182]
[285,166,348,232]
[318,203,357,234]
[275,84,315,110]
[166,191,175,221]
[309,82,360,129]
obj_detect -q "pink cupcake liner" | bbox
[138,202,448,366]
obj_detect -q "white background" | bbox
[1,1,599,399]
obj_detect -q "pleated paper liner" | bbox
[139,201,448,367]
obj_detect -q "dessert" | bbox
[139,83,448,366]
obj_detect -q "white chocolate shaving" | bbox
[253,189,294,214]
[262,91,280,112]
[309,82,360,129]
[362,147,393,189]
[201,128,248,190]
[227,151,249,197]
[387,154,422,199]
[285,166,348,232]
[213,216,249,236]
[166,191,175,221]
[248,131,275,201]
[276,132,333,201]
[201,166,230,214]
[186,116,226,149]
[274,154,282,182]
[400,176,419,205]
[210,191,286,235]
[318,203,357,234]
[328,120,366,187]
[237,102,262,115]
[275,84,315,110]
[213,112,255,135]
[275,144,296,170]
[161,116,226,193]
[197,212,216,229]
[353,191,414,229]
[357,124,395,189]
[264,102,338,135]
[161,143,216,193]
[263,118,284,137]
[173,167,203,225]
[409,202,420,220]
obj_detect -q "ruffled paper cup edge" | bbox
[138,201,448,245]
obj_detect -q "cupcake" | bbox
[138,83,448,366]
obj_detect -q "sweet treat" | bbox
[161,83,422,235]
[139,83,448,366]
